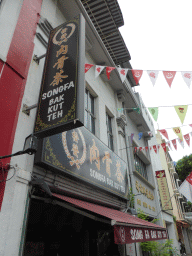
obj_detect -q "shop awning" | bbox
[52,193,168,244]
[176,220,189,228]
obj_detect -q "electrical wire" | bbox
[0,148,36,160]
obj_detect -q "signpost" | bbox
[34,14,85,138]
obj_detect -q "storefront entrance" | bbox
[23,197,123,256]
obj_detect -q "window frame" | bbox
[85,88,96,134]
[106,112,114,151]
[134,154,148,180]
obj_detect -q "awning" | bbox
[53,193,168,244]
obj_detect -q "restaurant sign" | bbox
[34,14,85,138]
[156,170,173,210]
[35,126,128,199]
[114,225,168,244]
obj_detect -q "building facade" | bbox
[0,0,168,255]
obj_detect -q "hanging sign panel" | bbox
[34,14,85,138]
[156,170,173,210]
[35,126,129,199]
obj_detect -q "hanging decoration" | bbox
[95,65,105,78]
[163,71,176,88]
[147,70,159,86]
[85,63,94,73]
[138,132,143,140]
[173,127,183,141]
[106,66,115,80]
[174,105,188,124]
[148,107,159,121]
[184,134,190,147]
[167,141,172,151]
[178,138,184,149]
[159,129,169,140]
[131,70,143,85]
[161,143,167,152]
[181,71,192,89]
[171,139,177,150]
[153,145,158,154]
[117,68,128,83]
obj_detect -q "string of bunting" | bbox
[117,104,191,125]
[133,133,192,154]
[85,63,192,89]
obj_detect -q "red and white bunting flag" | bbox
[85,64,94,73]
[145,146,148,152]
[184,133,190,147]
[167,141,172,151]
[172,139,177,150]
[163,71,176,88]
[178,171,192,202]
[159,129,169,140]
[117,68,128,83]
[134,147,138,153]
[95,65,105,78]
[178,138,184,148]
[153,145,158,154]
[189,124,192,128]
[131,70,143,85]
[161,143,167,152]
[147,70,159,86]
[106,66,115,80]
[157,144,160,151]
[149,146,152,151]
[181,71,192,89]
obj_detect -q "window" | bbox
[85,89,95,134]
[106,113,114,151]
[134,154,148,180]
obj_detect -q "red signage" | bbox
[114,225,167,244]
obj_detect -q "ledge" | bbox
[133,171,155,190]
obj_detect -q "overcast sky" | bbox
[117,0,192,162]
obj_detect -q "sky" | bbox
[117,0,192,162]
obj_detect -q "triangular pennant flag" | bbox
[117,68,128,83]
[174,105,188,124]
[85,64,94,73]
[139,147,143,152]
[134,147,138,153]
[159,129,169,140]
[131,70,143,85]
[131,133,134,144]
[145,147,148,152]
[181,71,192,89]
[149,146,152,151]
[163,71,176,88]
[172,139,177,150]
[157,144,160,150]
[184,134,190,147]
[173,127,183,141]
[106,67,115,80]
[153,145,157,154]
[133,108,140,114]
[178,138,184,149]
[189,124,192,128]
[95,65,105,78]
[161,143,167,152]
[148,107,159,121]
[147,70,159,86]
[138,132,143,140]
[167,141,172,151]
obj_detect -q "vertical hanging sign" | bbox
[155,170,173,211]
[34,14,85,138]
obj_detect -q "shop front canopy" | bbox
[52,193,168,244]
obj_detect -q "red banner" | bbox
[114,225,167,244]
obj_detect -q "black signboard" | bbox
[35,127,129,199]
[34,15,85,138]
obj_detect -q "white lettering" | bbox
[90,169,106,183]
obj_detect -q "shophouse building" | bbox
[0,0,168,255]
[156,131,192,254]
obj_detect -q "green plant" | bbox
[137,210,179,255]
[129,187,135,208]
